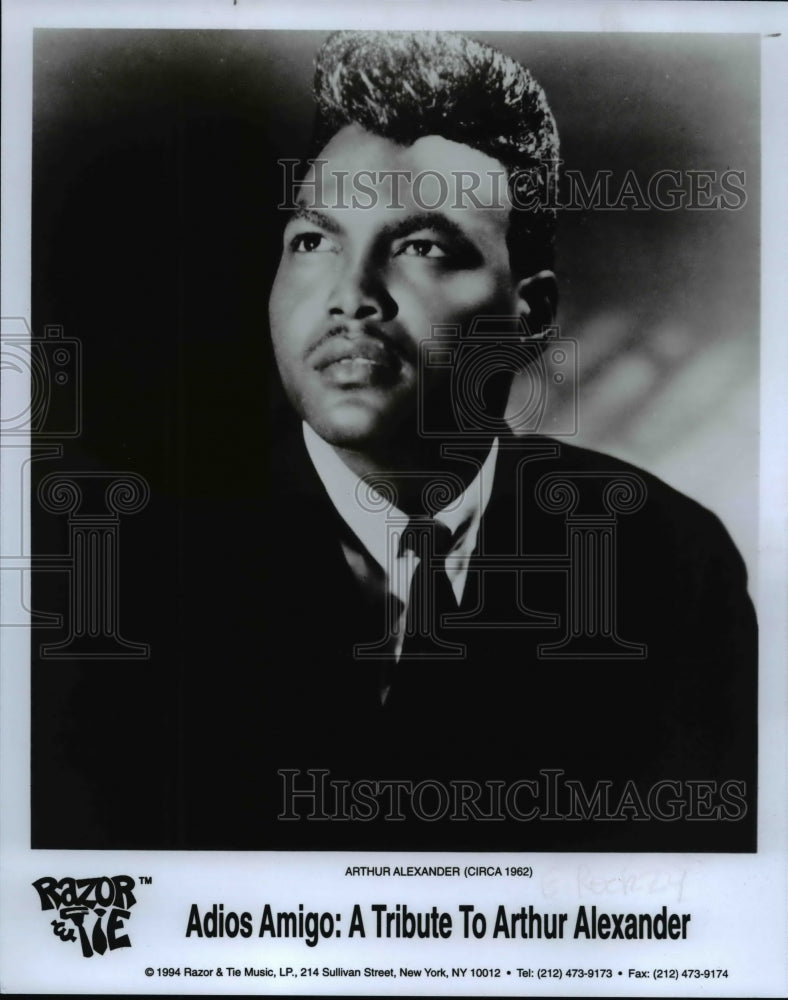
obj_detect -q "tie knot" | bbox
[401,518,453,559]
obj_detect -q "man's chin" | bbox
[307,404,405,454]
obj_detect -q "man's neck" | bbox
[331,433,498,518]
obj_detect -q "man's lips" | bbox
[311,336,403,375]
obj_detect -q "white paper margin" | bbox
[2,2,786,997]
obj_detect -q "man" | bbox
[189,30,757,853]
[30,30,751,853]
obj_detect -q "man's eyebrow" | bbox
[381,212,478,248]
[289,204,343,236]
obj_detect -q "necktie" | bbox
[399,518,461,660]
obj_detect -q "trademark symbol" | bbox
[139,876,153,885]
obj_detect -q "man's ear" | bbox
[513,270,558,339]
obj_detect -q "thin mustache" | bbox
[305,324,411,364]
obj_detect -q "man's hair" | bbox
[312,30,560,278]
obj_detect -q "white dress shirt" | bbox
[303,423,499,667]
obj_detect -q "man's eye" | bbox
[290,232,336,253]
[397,239,448,259]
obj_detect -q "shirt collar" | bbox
[303,422,499,577]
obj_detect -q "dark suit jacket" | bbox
[177,423,756,852]
[32,421,756,852]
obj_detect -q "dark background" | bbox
[30,30,759,848]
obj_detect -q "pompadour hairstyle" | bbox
[312,30,560,278]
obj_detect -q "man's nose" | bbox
[327,256,397,322]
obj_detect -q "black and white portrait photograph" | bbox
[26,25,760,853]
[2,2,786,996]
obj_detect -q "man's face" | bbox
[269,124,520,454]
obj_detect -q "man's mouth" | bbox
[312,335,403,386]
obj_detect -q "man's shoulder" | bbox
[505,432,677,485]
[505,433,723,524]
[497,432,748,579]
